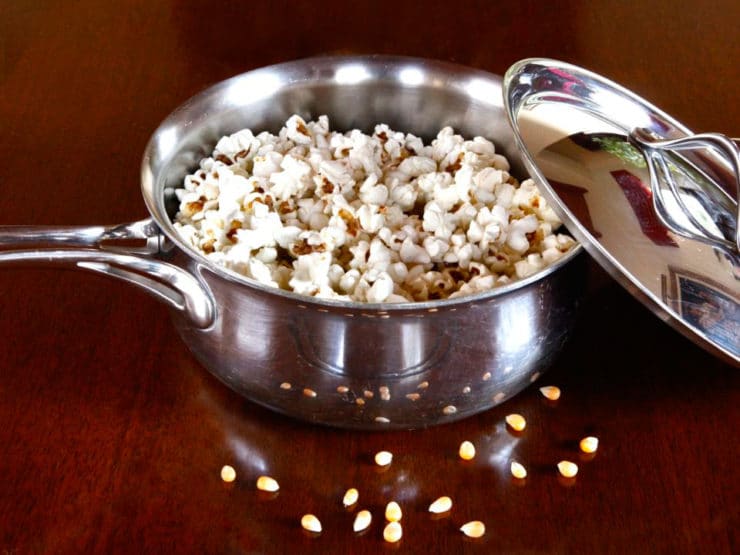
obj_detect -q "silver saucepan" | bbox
[0,56,584,429]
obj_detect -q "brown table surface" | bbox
[1,1,738,553]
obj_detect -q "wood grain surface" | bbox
[1,1,738,553]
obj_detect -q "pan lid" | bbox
[503,59,739,365]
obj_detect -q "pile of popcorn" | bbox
[173,115,576,302]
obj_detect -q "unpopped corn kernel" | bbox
[579,436,599,453]
[220,465,236,483]
[505,413,526,432]
[301,514,322,533]
[428,496,453,513]
[557,460,579,478]
[383,521,402,543]
[342,487,359,507]
[379,386,391,401]
[353,510,372,532]
[385,501,402,522]
[459,441,476,460]
[510,461,527,479]
[374,451,393,466]
[460,520,485,538]
[256,475,280,492]
[539,385,561,400]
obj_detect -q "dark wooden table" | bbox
[1,1,738,553]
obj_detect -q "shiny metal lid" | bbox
[504,58,739,364]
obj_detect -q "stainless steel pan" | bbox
[0,56,584,429]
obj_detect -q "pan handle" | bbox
[0,219,215,328]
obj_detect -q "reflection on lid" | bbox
[535,131,739,358]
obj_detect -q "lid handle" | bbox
[630,129,739,255]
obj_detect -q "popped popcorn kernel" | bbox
[174,117,576,303]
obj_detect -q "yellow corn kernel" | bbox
[428,496,453,514]
[579,436,599,453]
[342,487,359,507]
[374,451,393,467]
[353,510,372,532]
[301,514,322,533]
[459,440,476,461]
[383,521,402,543]
[505,413,526,432]
[557,460,578,478]
[460,520,485,538]
[539,385,561,400]
[256,475,280,492]
[385,501,402,522]
[510,461,527,479]
[220,465,236,483]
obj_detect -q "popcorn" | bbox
[173,116,576,302]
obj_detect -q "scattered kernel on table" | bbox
[343,488,359,507]
[256,475,280,492]
[443,405,458,415]
[579,436,599,453]
[301,514,322,533]
[279,382,292,390]
[557,460,579,478]
[460,520,486,538]
[353,510,372,532]
[459,440,476,460]
[385,501,402,522]
[505,413,526,432]
[510,461,527,479]
[220,465,236,483]
[539,385,561,400]
[428,496,453,513]
[302,388,317,398]
[374,451,393,466]
[383,521,403,543]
